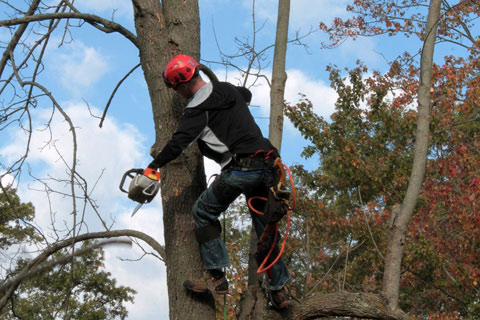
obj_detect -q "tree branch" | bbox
[0,12,138,47]
[99,63,141,128]
[284,291,409,320]
[442,0,480,49]
[0,0,41,78]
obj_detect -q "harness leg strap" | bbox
[194,220,222,243]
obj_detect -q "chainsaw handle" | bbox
[119,168,144,194]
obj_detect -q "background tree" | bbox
[1,244,135,320]
[285,49,480,319]
[268,0,290,153]
[0,185,39,249]
[281,0,479,318]
[0,188,135,319]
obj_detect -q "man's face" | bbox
[173,83,191,99]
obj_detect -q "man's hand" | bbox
[147,161,160,171]
[150,145,157,158]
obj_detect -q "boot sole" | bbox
[215,289,229,295]
[183,283,229,295]
[186,287,229,295]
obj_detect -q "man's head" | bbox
[163,54,204,99]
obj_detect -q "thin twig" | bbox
[0,12,138,47]
[358,187,385,260]
[99,63,141,128]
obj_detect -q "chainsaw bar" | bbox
[131,202,144,217]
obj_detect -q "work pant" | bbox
[192,168,291,290]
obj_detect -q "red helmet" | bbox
[163,54,199,88]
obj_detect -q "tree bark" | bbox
[268,0,290,152]
[382,0,441,310]
[132,1,215,319]
[238,227,267,320]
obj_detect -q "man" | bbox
[148,54,290,308]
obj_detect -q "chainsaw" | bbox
[119,168,161,217]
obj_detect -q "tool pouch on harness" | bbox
[264,158,291,224]
[255,157,291,273]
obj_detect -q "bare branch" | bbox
[0,0,41,78]
[453,114,480,126]
[99,63,141,128]
[358,187,385,260]
[0,12,138,47]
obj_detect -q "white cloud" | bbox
[49,41,109,94]
[213,67,337,125]
[339,36,381,67]
[284,69,337,119]
[0,102,149,228]
[247,68,337,150]
[104,202,167,319]
[117,198,164,236]
[0,173,14,188]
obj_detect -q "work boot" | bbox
[269,288,290,309]
[183,271,229,298]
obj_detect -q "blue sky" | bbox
[0,1,436,319]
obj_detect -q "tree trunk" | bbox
[382,0,441,310]
[268,0,290,152]
[238,227,267,320]
[132,1,215,319]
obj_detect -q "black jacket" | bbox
[150,81,275,169]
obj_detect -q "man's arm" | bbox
[149,108,207,169]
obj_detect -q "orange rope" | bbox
[247,163,296,274]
